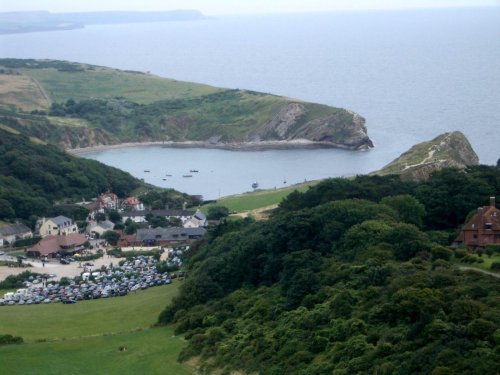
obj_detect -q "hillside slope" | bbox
[0,59,373,150]
[375,131,479,181]
[160,168,500,375]
[0,127,145,221]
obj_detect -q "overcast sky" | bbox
[0,0,498,15]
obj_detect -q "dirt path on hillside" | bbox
[231,204,278,220]
[459,266,500,279]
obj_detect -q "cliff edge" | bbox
[374,131,479,181]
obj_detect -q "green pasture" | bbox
[18,66,220,104]
[0,283,193,374]
[201,180,318,213]
[0,283,179,341]
[0,326,190,375]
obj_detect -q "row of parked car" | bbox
[0,256,172,306]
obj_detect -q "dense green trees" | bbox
[207,205,230,220]
[158,166,500,375]
[0,129,144,223]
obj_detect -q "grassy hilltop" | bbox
[0,59,373,150]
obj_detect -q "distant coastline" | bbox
[0,10,205,35]
[68,139,371,155]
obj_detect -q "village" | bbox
[0,192,209,290]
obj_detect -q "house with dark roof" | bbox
[38,216,78,237]
[86,220,115,237]
[183,210,207,228]
[28,233,87,258]
[125,227,206,246]
[454,196,500,251]
[0,223,32,247]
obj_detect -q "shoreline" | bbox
[68,139,373,155]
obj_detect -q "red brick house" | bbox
[454,197,500,251]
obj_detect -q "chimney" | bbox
[491,196,496,207]
[182,201,187,211]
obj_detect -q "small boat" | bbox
[144,170,150,173]
[166,174,172,177]
[183,175,193,178]
[252,182,259,189]
[190,169,199,173]
[162,178,166,181]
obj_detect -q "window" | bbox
[485,223,492,230]
[473,234,478,239]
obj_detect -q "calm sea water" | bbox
[1,8,499,198]
[81,146,375,199]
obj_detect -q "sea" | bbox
[1,7,499,199]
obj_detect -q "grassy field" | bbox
[17,65,220,104]
[0,283,193,374]
[0,73,49,111]
[201,180,318,214]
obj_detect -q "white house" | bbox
[183,210,207,228]
[122,209,197,224]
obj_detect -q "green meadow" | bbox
[202,180,318,213]
[0,283,193,375]
[17,65,220,105]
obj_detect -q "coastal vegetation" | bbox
[0,59,372,150]
[159,166,500,374]
[0,128,195,225]
[0,128,142,223]
[375,131,479,181]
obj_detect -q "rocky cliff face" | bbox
[246,103,373,150]
[375,131,479,181]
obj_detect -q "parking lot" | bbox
[1,256,173,305]
[0,246,169,282]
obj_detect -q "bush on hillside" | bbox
[0,334,23,346]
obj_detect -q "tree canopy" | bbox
[158,166,500,375]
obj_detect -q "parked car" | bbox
[60,258,70,265]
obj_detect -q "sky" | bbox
[0,0,498,15]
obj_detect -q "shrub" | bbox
[107,248,123,258]
[14,236,41,247]
[454,248,467,259]
[0,334,23,346]
[0,271,40,290]
[431,245,453,261]
[485,244,500,255]
[77,253,103,261]
[490,262,500,271]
